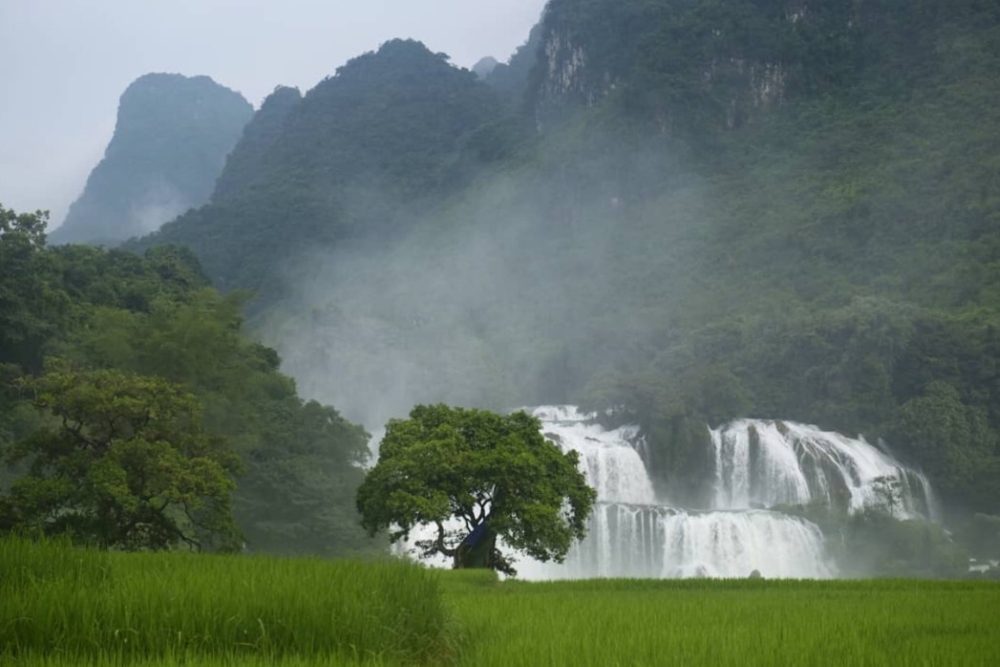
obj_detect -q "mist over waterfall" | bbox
[517,408,938,580]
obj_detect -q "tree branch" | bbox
[434,520,457,557]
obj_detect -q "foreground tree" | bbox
[1,365,240,550]
[356,405,596,575]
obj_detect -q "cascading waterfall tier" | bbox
[535,406,654,505]
[518,407,936,581]
[711,420,938,519]
[519,503,833,580]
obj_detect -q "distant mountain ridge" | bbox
[133,39,504,293]
[52,73,253,245]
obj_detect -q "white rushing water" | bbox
[518,504,833,580]
[516,407,936,581]
[535,406,655,505]
[711,420,938,519]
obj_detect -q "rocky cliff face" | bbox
[52,73,253,245]
[529,0,873,132]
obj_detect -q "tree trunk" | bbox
[453,523,497,570]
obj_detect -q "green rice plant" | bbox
[5,537,1000,667]
[0,533,112,591]
[3,649,390,666]
[444,576,1000,667]
[0,536,450,665]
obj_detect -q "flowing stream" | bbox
[516,407,936,580]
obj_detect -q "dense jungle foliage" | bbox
[549,0,1000,516]
[0,205,376,555]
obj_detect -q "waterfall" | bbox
[519,503,833,580]
[537,406,654,505]
[518,408,937,580]
[711,420,938,519]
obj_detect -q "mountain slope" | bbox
[131,1,1000,516]
[212,85,302,201]
[52,74,252,246]
[132,40,504,294]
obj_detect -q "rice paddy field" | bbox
[3,537,999,667]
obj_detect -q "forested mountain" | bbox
[52,74,253,246]
[133,40,505,294]
[117,0,1000,535]
[211,86,302,201]
[483,22,545,103]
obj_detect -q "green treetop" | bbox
[356,404,596,576]
[2,364,240,550]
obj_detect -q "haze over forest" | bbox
[3,0,1000,581]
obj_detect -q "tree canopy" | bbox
[0,203,375,556]
[3,365,239,550]
[356,405,596,575]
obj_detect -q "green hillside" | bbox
[134,40,505,295]
[126,0,1000,523]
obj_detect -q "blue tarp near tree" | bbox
[462,521,490,548]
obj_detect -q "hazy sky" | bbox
[0,0,546,228]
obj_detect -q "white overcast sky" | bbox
[0,0,546,228]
